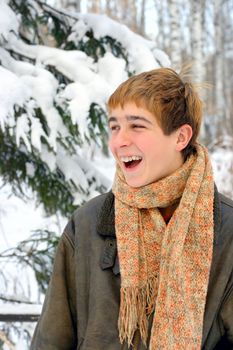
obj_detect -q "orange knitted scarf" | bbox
[112,144,214,349]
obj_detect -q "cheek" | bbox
[141,139,157,155]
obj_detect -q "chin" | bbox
[126,175,162,188]
[125,178,147,188]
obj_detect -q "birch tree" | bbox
[87,0,102,12]
[214,0,225,123]
[168,0,182,70]
[85,0,145,35]
[139,0,146,36]
[222,0,233,130]
[55,0,81,11]
[155,0,168,50]
[191,0,205,83]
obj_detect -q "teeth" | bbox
[121,156,142,162]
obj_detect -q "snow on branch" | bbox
[0,0,170,215]
[0,303,41,322]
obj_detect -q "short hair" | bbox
[107,67,203,159]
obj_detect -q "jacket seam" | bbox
[63,230,75,250]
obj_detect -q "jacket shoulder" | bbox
[73,192,112,220]
[63,192,113,243]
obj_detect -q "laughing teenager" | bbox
[31,68,233,350]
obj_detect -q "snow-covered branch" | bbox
[0,0,169,216]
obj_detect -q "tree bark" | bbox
[214,0,225,122]
[191,0,205,83]
[168,0,182,71]
[139,0,146,36]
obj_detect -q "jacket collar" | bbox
[97,191,115,238]
[97,186,222,245]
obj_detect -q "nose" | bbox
[114,128,132,148]
[109,128,132,149]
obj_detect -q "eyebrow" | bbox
[108,115,152,125]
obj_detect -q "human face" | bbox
[108,102,184,188]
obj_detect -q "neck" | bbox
[159,200,180,223]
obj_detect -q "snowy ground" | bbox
[0,153,116,349]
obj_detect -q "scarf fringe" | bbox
[118,275,159,347]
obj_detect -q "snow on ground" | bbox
[0,152,115,300]
[0,181,67,252]
[0,180,68,348]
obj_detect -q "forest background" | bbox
[0,0,232,348]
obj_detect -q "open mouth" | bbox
[121,156,142,169]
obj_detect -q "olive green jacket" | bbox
[31,190,233,350]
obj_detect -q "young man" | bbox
[31,68,233,349]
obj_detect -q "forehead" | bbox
[108,115,153,126]
[108,102,155,122]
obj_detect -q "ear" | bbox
[175,124,193,151]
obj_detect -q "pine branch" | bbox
[38,0,77,26]
[0,313,39,322]
[6,48,36,64]
[5,45,73,84]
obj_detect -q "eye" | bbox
[109,124,119,132]
[131,124,145,129]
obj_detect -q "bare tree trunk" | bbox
[129,0,138,33]
[139,0,146,36]
[88,0,102,12]
[168,0,182,71]
[191,0,205,83]
[119,0,138,33]
[214,0,225,123]
[106,0,113,17]
[179,0,191,61]
[222,0,233,132]
[155,0,166,49]
[54,0,81,11]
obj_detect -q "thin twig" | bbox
[0,331,16,350]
